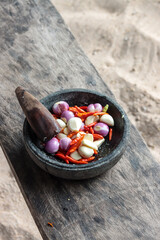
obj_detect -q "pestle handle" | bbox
[15,87,61,142]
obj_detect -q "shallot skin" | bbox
[93,122,109,137]
[87,103,102,112]
[59,137,72,151]
[52,101,69,115]
[61,110,74,122]
[45,137,59,153]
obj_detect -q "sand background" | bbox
[0,0,160,239]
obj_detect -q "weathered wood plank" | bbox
[0,0,160,239]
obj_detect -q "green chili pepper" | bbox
[102,104,109,113]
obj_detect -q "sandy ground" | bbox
[0,147,42,240]
[1,0,160,239]
[51,0,160,161]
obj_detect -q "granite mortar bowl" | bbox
[23,89,130,180]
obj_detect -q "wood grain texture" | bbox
[0,0,160,239]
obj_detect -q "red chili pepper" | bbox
[93,134,104,140]
[66,135,84,155]
[66,155,88,164]
[69,107,78,114]
[66,147,76,156]
[94,149,98,155]
[81,156,95,162]
[85,122,97,128]
[75,105,85,113]
[55,152,69,164]
[109,128,113,141]
[70,135,83,146]
[60,128,65,133]
[93,112,108,116]
[67,131,78,138]
[89,127,94,135]
[84,126,89,131]
[66,142,80,155]
[52,114,59,119]
[77,112,96,118]
[79,106,88,110]
[48,222,54,228]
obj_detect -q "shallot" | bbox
[87,103,102,112]
[38,100,115,164]
[93,122,109,137]
[59,137,71,151]
[61,110,74,123]
[45,137,59,154]
[52,101,69,115]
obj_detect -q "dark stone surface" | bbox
[23,89,130,179]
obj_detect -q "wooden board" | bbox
[0,0,160,239]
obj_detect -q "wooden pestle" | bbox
[15,87,61,142]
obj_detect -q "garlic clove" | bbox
[57,133,67,140]
[94,138,105,148]
[63,127,70,135]
[100,114,114,126]
[67,117,82,132]
[71,133,81,139]
[70,150,82,160]
[83,133,93,142]
[85,115,99,126]
[81,139,98,150]
[71,132,85,139]
[56,119,66,128]
[78,146,94,158]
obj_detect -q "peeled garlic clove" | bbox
[100,114,114,126]
[57,133,67,140]
[83,133,93,142]
[71,132,82,139]
[70,150,82,160]
[63,127,70,135]
[67,117,82,132]
[78,146,94,158]
[56,119,66,128]
[94,138,105,148]
[85,115,99,126]
[73,131,85,139]
[81,139,98,150]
